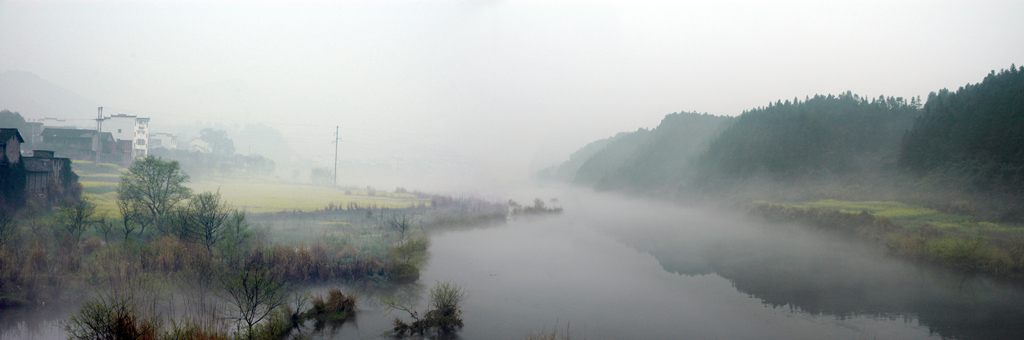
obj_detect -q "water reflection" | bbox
[416,186,941,339]
[604,199,1024,340]
[0,302,75,340]
[4,187,1023,339]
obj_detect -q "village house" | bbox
[149,132,177,150]
[39,127,132,166]
[0,128,74,199]
[1,128,24,166]
[22,150,70,195]
[102,113,150,158]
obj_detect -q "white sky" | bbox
[2,0,1023,189]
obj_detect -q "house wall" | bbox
[150,133,177,150]
[102,115,149,158]
[23,155,70,195]
[135,119,149,158]
[103,116,137,142]
[2,136,20,164]
[39,118,71,128]
[25,171,48,194]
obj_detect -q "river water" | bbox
[4,187,1024,339]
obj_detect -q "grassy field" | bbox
[752,199,1024,277]
[72,161,124,216]
[188,181,429,213]
[72,160,430,215]
[788,199,1014,233]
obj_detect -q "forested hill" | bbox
[695,93,921,184]
[588,112,733,191]
[539,112,733,192]
[545,65,1023,207]
[536,133,624,183]
[572,128,652,187]
[898,65,1024,196]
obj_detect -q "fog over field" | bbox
[2,0,1022,191]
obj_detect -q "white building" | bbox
[149,132,177,150]
[101,114,149,159]
[38,117,72,128]
[189,138,212,153]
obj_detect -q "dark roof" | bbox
[23,157,52,172]
[0,128,25,144]
[41,128,114,142]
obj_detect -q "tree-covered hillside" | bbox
[546,64,1022,214]
[540,111,732,192]
[696,93,920,183]
[595,112,733,191]
[0,110,28,133]
[898,65,1024,196]
[535,134,621,182]
[572,128,652,187]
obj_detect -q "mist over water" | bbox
[316,186,1022,339]
[4,186,1024,339]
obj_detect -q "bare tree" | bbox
[381,281,467,336]
[116,196,144,242]
[96,217,113,245]
[183,191,230,252]
[221,260,288,339]
[0,211,17,247]
[386,213,416,242]
[57,198,97,246]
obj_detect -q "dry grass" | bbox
[525,323,582,340]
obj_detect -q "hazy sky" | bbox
[2,0,1023,188]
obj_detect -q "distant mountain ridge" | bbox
[545,64,1024,206]
[0,70,99,121]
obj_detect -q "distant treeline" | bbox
[538,112,733,193]
[899,67,1024,196]
[543,65,1024,217]
[149,147,275,180]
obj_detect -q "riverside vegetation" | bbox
[751,200,1024,277]
[542,65,1024,280]
[0,155,502,339]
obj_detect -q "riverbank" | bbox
[750,199,1024,279]
[0,185,506,339]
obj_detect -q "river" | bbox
[4,187,1024,339]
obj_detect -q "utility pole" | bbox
[333,126,340,188]
[93,107,103,163]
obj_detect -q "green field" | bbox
[73,160,429,215]
[788,199,1013,233]
[753,198,1024,277]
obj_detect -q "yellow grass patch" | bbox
[187,180,430,213]
[84,192,118,217]
[795,199,937,219]
[80,181,117,188]
[85,179,428,216]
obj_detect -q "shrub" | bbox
[308,288,356,320]
[249,307,293,340]
[64,294,160,340]
[386,281,467,337]
[388,236,430,283]
[81,237,104,255]
[526,326,579,340]
[929,236,987,271]
[1009,234,1024,268]
[164,323,230,340]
